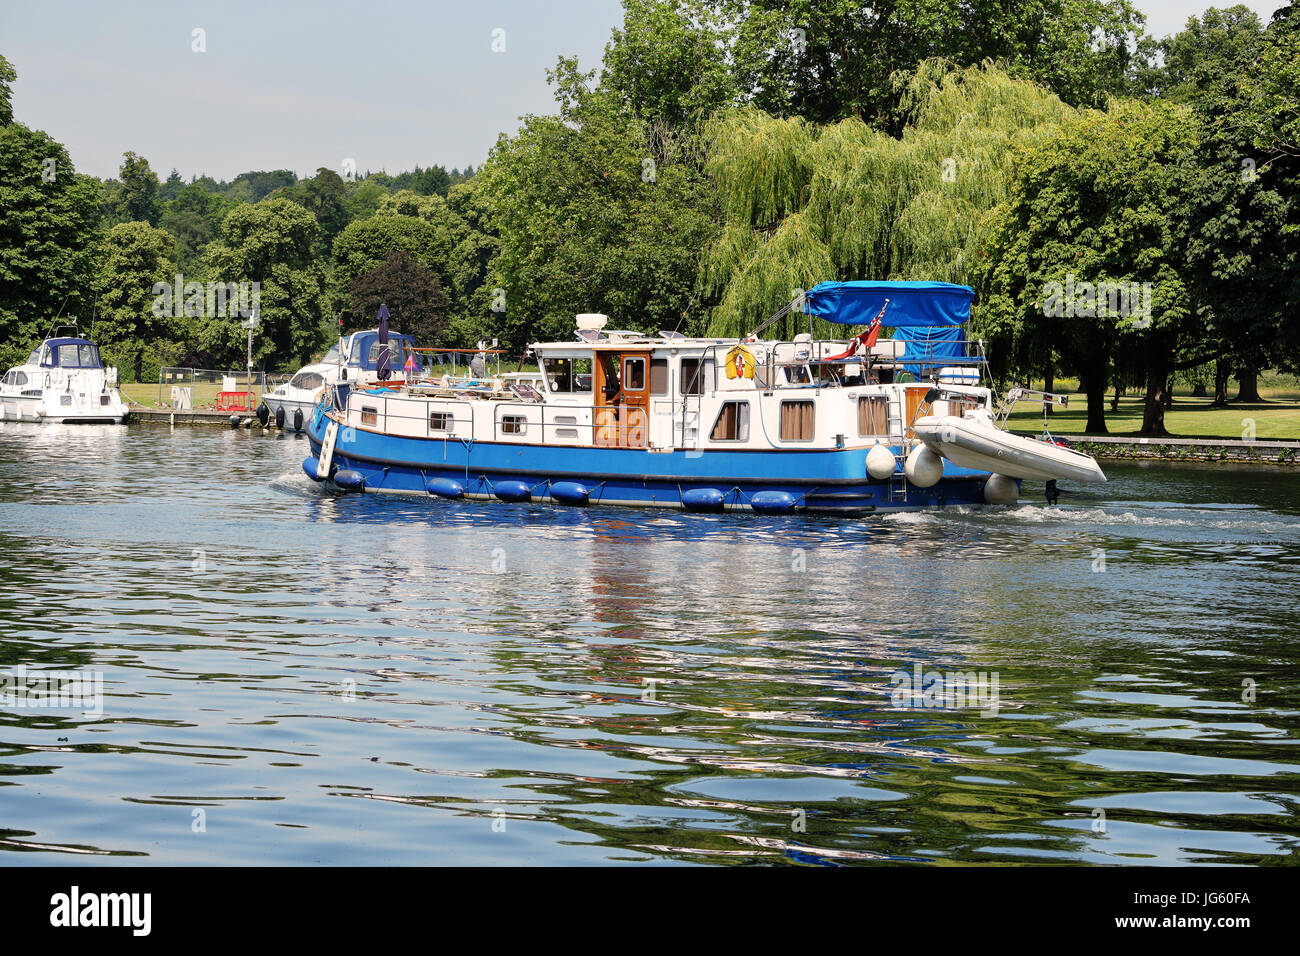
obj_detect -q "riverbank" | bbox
[1011,431,1300,464]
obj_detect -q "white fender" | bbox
[904,445,943,488]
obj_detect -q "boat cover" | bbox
[802,281,973,327]
[803,281,974,378]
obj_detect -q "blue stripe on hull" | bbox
[306,410,997,512]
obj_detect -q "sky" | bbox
[0,0,1290,182]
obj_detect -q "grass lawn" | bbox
[119,381,266,409]
[1006,373,1300,440]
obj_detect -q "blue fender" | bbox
[302,456,322,481]
[750,490,798,513]
[426,477,464,499]
[549,481,590,505]
[494,480,532,503]
[333,469,366,492]
[682,487,726,512]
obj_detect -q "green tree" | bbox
[601,0,737,130]
[330,210,454,324]
[1153,7,1288,404]
[703,0,1152,127]
[202,198,327,369]
[479,53,717,353]
[159,183,232,269]
[282,167,349,250]
[0,54,15,127]
[91,221,179,381]
[979,99,1201,434]
[116,151,161,225]
[701,62,1074,340]
[409,164,451,197]
[0,60,101,369]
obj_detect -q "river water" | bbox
[0,423,1296,865]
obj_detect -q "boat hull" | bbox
[0,393,127,424]
[304,408,1003,513]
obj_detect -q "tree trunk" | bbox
[1080,367,1109,434]
[1211,359,1231,407]
[1140,364,1170,436]
[133,350,143,384]
[1110,381,1120,412]
[1044,362,1054,417]
[1191,382,1207,397]
[1235,367,1263,403]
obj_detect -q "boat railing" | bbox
[695,336,991,391]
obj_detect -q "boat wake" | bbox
[268,467,326,497]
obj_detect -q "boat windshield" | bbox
[322,347,339,365]
[51,343,102,368]
[289,371,325,390]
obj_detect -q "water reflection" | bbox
[0,423,1297,864]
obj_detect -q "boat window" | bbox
[681,357,713,395]
[13,371,27,386]
[502,414,527,435]
[650,358,668,395]
[784,365,812,385]
[289,371,325,390]
[57,344,81,367]
[79,344,100,368]
[322,347,339,364]
[542,357,593,393]
[780,400,815,441]
[430,411,452,431]
[858,396,888,436]
[26,350,40,365]
[948,396,979,417]
[361,406,378,425]
[710,401,750,442]
[624,357,646,391]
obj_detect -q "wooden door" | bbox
[904,386,931,439]
[619,352,650,448]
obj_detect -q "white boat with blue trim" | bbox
[300,281,1106,513]
[0,334,128,424]
[260,328,418,431]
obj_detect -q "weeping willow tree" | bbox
[701,60,1076,338]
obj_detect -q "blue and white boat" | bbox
[301,282,1105,512]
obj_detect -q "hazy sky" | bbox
[0,0,1289,182]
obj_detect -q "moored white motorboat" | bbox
[913,407,1106,483]
[261,328,417,430]
[0,335,128,424]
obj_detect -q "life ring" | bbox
[725,345,756,380]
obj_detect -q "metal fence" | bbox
[156,367,293,410]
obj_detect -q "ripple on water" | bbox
[0,425,1297,864]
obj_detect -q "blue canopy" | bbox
[803,281,974,327]
[892,325,971,379]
